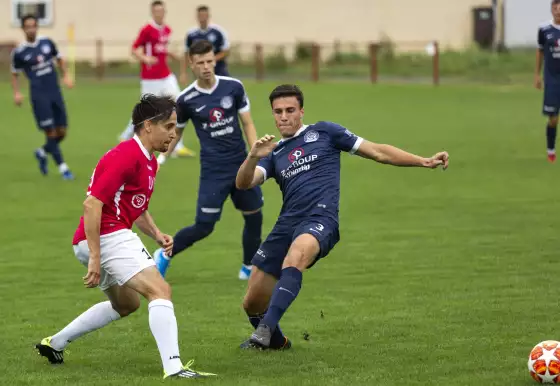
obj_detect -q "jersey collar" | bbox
[133,135,152,160]
[278,124,309,144]
[149,20,165,30]
[194,76,220,94]
[21,36,44,47]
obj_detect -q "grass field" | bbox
[1,79,557,385]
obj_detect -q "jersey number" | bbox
[142,248,152,260]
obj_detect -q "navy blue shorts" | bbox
[251,217,340,279]
[31,95,68,130]
[196,176,263,223]
[543,86,560,116]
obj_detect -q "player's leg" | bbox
[241,266,290,349]
[543,86,559,162]
[52,97,74,179]
[163,74,194,157]
[35,241,132,363]
[251,220,339,348]
[125,266,215,378]
[154,177,228,276]
[30,97,53,175]
[231,185,264,280]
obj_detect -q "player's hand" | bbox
[535,75,543,90]
[14,92,23,106]
[83,257,101,288]
[249,135,277,160]
[143,56,158,65]
[424,151,449,170]
[156,233,174,257]
[63,74,74,89]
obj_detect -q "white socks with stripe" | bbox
[50,301,121,351]
[148,299,183,375]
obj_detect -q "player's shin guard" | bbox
[547,124,557,153]
[49,301,121,351]
[247,312,287,349]
[172,222,215,256]
[242,211,262,266]
[148,299,183,376]
[262,267,303,332]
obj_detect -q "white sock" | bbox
[50,301,121,350]
[120,120,135,141]
[58,162,69,174]
[36,147,46,157]
[148,299,183,375]
[157,153,167,165]
[548,148,556,155]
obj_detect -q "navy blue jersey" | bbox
[539,23,560,84]
[186,25,230,75]
[257,122,363,224]
[11,37,62,96]
[176,76,250,174]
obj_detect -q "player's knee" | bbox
[550,116,559,127]
[196,221,215,238]
[146,280,172,301]
[113,297,141,317]
[45,129,58,139]
[242,293,267,314]
[56,127,67,142]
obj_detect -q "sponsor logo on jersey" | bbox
[304,130,319,143]
[132,194,147,208]
[220,96,233,109]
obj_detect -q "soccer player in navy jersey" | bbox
[236,84,449,349]
[536,0,560,162]
[154,40,262,280]
[11,14,74,179]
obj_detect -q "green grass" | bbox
[0,79,555,385]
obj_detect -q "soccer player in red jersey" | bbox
[35,94,215,379]
[119,0,195,160]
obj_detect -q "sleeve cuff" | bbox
[256,165,267,181]
[176,122,186,128]
[238,105,250,114]
[349,137,364,155]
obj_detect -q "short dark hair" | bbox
[197,5,209,12]
[269,84,304,108]
[189,39,214,56]
[554,0,560,4]
[21,14,38,28]
[151,0,164,7]
[132,94,176,133]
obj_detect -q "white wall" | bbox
[504,0,552,47]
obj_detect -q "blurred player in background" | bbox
[236,84,449,350]
[535,0,560,163]
[180,5,230,84]
[35,94,215,380]
[119,0,195,159]
[11,14,74,180]
[154,40,262,280]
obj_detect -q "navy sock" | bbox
[262,267,303,331]
[247,312,286,348]
[44,137,64,166]
[172,222,214,256]
[547,124,557,151]
[242,211,262,266]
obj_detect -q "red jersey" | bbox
[132,21,172,80]
[72,136,159,245]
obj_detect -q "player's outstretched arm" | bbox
[83,195,103,288]
[355,140,449,169]
[135,212,174,256]
[535,49,544,89]
[236,134,276,190]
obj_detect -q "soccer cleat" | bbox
[163,359,217,379]
[34,149,48,175]
[62,170,75,180]
[240,335,292,350]
[238,264,252,280]
[154,248,171,277]
[35,336,64,364]
[548,153,556,163]
[249,324,272,349]
[172,147,196,158]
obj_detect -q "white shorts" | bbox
[140,74,180,99]
[73,229,155,291]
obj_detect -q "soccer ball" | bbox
[528,340,560,383]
